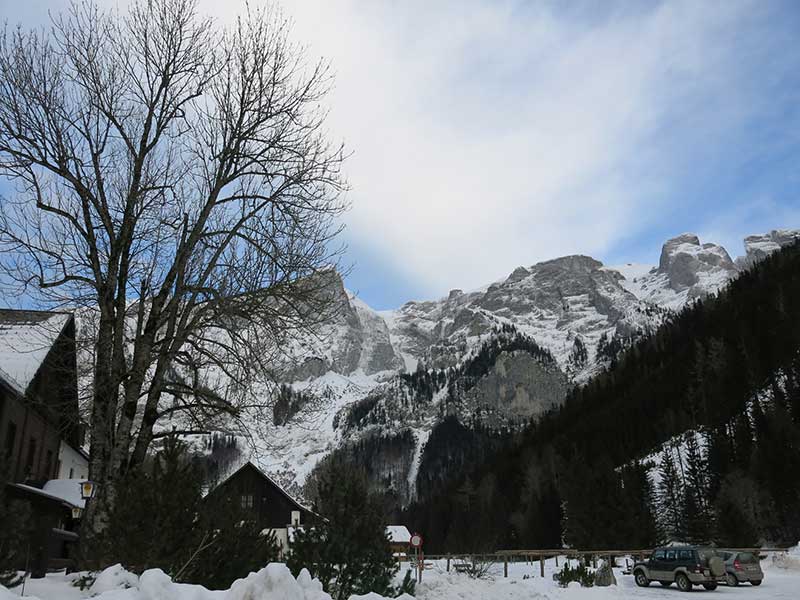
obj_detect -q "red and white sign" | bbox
[410,532,423,548]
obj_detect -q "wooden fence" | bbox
[402,547,790,579]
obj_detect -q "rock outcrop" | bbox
[657,233,737,292]
[739,229,800,268]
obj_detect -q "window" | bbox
[24,438,37,478]
[665,550,677,561]
[4,422,16,459]
[654,550,665,560]
[739,553,756,564]
[241,494,254,509]
[679,550,692,560]
[69,467,74,479]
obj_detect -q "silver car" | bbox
[720,551,764,586]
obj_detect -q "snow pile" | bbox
[2,563,394,600]
[350,595,413,600]
[89,563,139,594]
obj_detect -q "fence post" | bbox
[555,554,559,567]
[540,555,545,578]
[504,556,508,578]
[592,555,597,568]
[446,555,450,572]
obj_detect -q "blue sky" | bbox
[2,0,799,310]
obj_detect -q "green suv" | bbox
[633,546,725,591]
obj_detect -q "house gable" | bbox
[205,462,314,529]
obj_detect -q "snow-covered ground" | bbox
[412,554,799,599]
[6,550,800,600]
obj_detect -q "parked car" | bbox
[720,551,764,586]
[633,546,725,591]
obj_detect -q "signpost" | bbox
[410,532,424,583]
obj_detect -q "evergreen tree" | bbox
[619,462,658,548]
[657,449,686,542]
[287,461,397,600]
[683,433,713,543]
[402,241,800,552]
[101,436,204,573]
[714,472,759,547]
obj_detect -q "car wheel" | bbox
[634,570,650,587]
[702,583,718,591]
[676,573,692,592]
[726,573,739,587]
[751,580,762,586]
[659,581,672,586]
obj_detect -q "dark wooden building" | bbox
[205,461,314,553]
[0,309,83,576]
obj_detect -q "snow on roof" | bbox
[42,479,87,509]
[387,525,411,544]
[0,309,71,395]
[12,483,78,509]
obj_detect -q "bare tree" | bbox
[0,0,347,544]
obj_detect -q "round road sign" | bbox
[410,532,423,548]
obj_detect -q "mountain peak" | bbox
[534,254,604,272]
[657,233,736,292]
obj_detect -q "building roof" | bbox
[387,525,412,544]
[10,483,78,509]
[0,309,72,395]
[208,461,312,514]
[42,479,88,509]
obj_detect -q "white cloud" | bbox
[243,0,769,298]
[11,0,789,300]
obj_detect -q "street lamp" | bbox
[79,480,96,500]
[71,507,83,519]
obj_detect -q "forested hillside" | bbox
[404,241,800,552]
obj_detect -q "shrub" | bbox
[555,561,594,588]
[179,499,281,589]
[457,556,494,579]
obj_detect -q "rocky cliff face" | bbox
[616,233,740,310]
[657,233,737,292]
[739,229,800,268]
[278,273,405,381]
[248,228,798,503]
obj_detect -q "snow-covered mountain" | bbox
[615,233,739,310]
[246,229,799,502]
